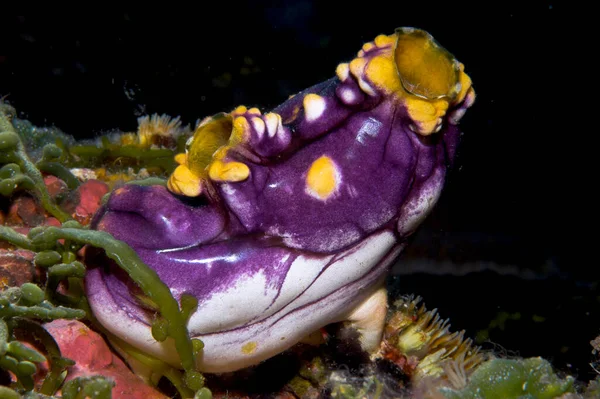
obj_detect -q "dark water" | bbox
[1,4,594,381]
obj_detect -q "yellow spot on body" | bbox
[233,105,248,115]
[336,63,349,82]
[362,42,375,52]
[303,94,326,122]
[349,58,367,78]
[374,34,395,47]
[167,164,203,197]
[209,160,250,182]
[231,116,250,145]
[365,55,402,94]
[407,99,437,119]
[306,156,339,200]
[113,187,126,196]
[174,153,187,165]
[405,97,449,136]
[247,107,261,115]
[242,341,257,354]
[348,58,377,96]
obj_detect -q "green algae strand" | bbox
[151,317,169,342]
[0,131,20,150]
[0,386,21,399]
[0,163,21,179]
[192,339,204,355]
[195,387,213,399]
[19,283,46,306]
[34,250,63,268]
[438,357,574,399]
[184,370,205,391]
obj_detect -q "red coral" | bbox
[62,180,109,225]
[43,320,167,399]
[0,248,38,288]
[6,196,45,227]
[44,175,69,199]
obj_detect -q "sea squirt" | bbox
[84,27,476,373]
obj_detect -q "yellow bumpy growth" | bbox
[167,112,251,197]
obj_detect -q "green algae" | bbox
[61,376,115,399]
[0,104,71,222]
[0,102,208,398]
[32,227,199,373]
[438,357,575,399]
[0,316,78,393]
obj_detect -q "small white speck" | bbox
[341,88,356,104]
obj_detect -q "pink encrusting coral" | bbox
[43,320,167,399]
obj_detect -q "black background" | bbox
[1,4,594,382]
